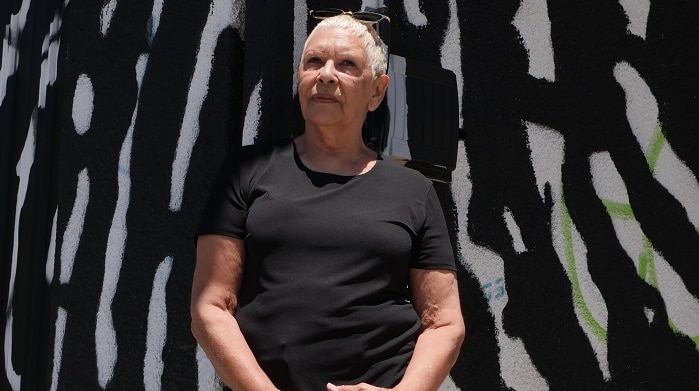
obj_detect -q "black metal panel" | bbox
[405,57,459,171]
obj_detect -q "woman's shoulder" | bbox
[238,138,293,159]
[229,138,294,171]
[215,138,294,185]
[373,156,435,197]
[377,157,433,185]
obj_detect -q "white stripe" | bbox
[72,74,94,135]
[4,106,37,391]
[50,307,68,391]
[169,0,237,211]
[60,168,90,284]
[441,0,463,129]
[513,0,555,82]
[292,0,307,97]
[197,345,222,391]
[0,0,31,105]
[618,0,650,39]
[100,0,118,36]
[402,0,428,26]
[147,0,165,46]
[96,53,149,389]
[38,10,62,108]
[45,208,58,284]
[144,257,173,391]
[242,80,262,146]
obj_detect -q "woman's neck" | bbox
[294,131,377,176]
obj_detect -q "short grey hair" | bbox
[302,14,388,78]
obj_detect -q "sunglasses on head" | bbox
[309,8,390,24]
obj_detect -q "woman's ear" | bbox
[368,74,390,112]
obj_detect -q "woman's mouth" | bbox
[311,93,338,102]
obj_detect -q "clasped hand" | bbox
[325,382,390,391]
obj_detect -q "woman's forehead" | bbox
[305,27,365,53]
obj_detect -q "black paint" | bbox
[1,1,698,390]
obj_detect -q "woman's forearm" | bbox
[192,304,279,391]
[192,235,277,390]
[393,323,465,391]
[398,269,465,391]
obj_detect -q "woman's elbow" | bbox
[190,303,208,342]
[190,299,237,340]
[454,317,466,348]
[190,301,221,342]
[439,308,465,353]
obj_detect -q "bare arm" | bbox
[395,268,465,391]
[191,234,280,391]
[330,268,465,391]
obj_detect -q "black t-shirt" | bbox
[198,138,456,390]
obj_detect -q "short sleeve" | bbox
[197,153,249,240]
[411,185,457,271]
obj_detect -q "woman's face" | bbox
[298,26,387,130]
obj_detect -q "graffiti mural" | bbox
[1,0,698,390]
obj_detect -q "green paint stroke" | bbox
[561,201,608,342]
[602,199,635,220]
[645,124,699,349]
[638,236,653,283]
[646,123,666,173]
[641,239,699,351]
[642,234,689,340]
[555,122,698,349]
[565,197,699,350]
[639,236,658,287]
[603,202,699,350]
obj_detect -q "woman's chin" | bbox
[304,113,342,128]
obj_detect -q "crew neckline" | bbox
[291,138,382,180]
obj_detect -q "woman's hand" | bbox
[326,382,389,391]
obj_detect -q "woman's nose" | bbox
[317,61,337,84]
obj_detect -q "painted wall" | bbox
[2,0,698,390]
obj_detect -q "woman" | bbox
[191,13,465,391]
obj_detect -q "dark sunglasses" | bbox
[309,8,390,24]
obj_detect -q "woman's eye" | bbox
[341,60,356,67]
[308,57,322,64]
